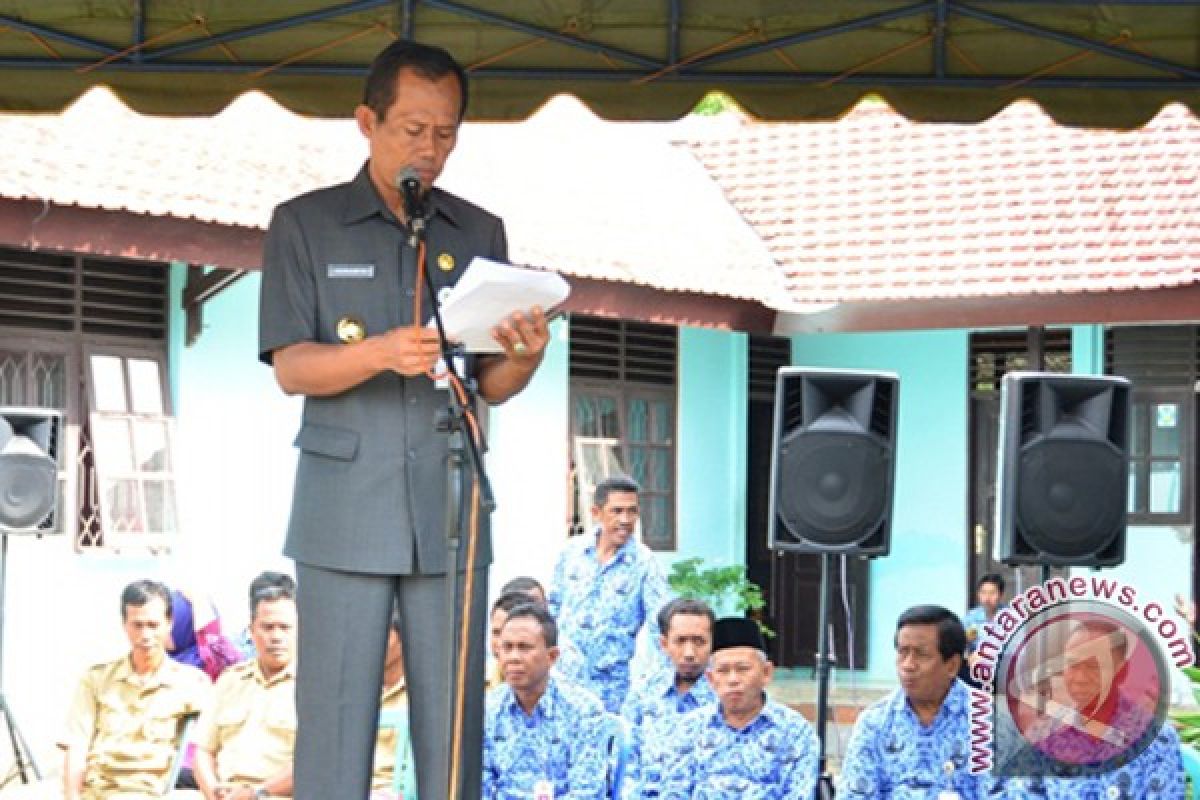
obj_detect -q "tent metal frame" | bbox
[1,0,1198,90]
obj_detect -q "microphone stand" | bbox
[405,201,495,800]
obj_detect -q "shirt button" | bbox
[407,449,417,461]
[408,396,418,405]
[405,288,415,297]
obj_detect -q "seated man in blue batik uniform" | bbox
[1004,619,1184,799]
[840,605,999,799]
[621,597,718,798]
[548,476,674,713]
[483,603,609,799]
[659,617,817,799]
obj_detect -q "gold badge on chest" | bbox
[437,252,456,272]
[335,316,366,343]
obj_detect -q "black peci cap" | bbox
[712,617,767,654]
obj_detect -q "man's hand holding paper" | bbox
[430,257,570,354]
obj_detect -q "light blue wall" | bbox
[672,327,748,571]
[792,329,970,682]
[173,271,301,624]
[488,317,570,591]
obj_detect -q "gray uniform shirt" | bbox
[258,164,507,575]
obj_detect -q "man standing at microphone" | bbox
[258,40,549,800]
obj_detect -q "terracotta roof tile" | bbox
[678,101,1200,304]
[0,90,785,306]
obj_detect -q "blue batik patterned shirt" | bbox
[839,679,1000,799]
[658,696,818,800]
[620,668,718,798]
[548,531,674,713]
[1004,715,1184,799]
[483,676,610,800]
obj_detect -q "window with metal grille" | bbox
[969,329,1072,393]
[0,246,175,551]
[1105,325,1198,525]
[569,316,677,551]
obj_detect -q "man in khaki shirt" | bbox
[59,579,212,800]
[371,609,410,798]
[194,573,297,800]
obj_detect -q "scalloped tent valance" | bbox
[0,1,1198,128]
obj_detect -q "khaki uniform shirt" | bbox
[59,654,211,800]
[371,677,409,792]
[195,659,297,788]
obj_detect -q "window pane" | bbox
[102,478,143,533]
[573,394,620,439]
[144,479,178,534]
[31,353,66,409]
[653,447,671,492]
[1150,404,1181,457]
[128,358,164,414]
[1149,461,1182,514]
[90,355,127,412]
[642,496,670,548]
[1129,404,1145,457]
[652,399,672,443]
[92,416,134,471]
[627,398,648,443]
[133,419,171,471]
[0,351,24,406]
[1127,462,1144,514]
[628,445,647,485]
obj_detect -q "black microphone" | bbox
[396,166,427,245]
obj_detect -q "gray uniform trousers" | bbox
[294,562,488,800]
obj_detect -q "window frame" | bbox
[569,378,679,552]
[81,343,179,552]
[1126,386,1194,525]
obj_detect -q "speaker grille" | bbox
[1016,437,1125,559]
[777,429,890,547]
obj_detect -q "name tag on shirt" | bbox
[327,263,375,278]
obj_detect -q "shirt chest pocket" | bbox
[316,262,396,343]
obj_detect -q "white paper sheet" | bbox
[430,257,570,353]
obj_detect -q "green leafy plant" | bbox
[667,557,773,637]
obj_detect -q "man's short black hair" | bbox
[978,573,1006,595]
[895,605,967,661]
[500,576,545,599]
[491,590,535,616]
[363,39,469,121]
[502,603,558,648]
[594,475,640,509]
[248,571,296,619]
[121,579,172,621]
[658,597,716,637]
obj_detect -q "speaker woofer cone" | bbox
[777,430,890,547]
[1015,437,1125,560]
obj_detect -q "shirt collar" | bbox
[895,677,968,724]
[120,653,184,687]
[712,692,778,731]
[654,669,712,700]
[343,162,462,228]
[584,528,635,564]
[247,659,296,687]
[501,676,561,720]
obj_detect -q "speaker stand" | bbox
[814,552,835,793]
[0,535,41,785]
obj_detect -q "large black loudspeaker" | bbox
[768,368,899,556]
[0,408,63,534]
[995,373,1130,567]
